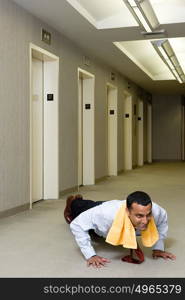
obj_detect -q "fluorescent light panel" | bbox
[128,0,137,5]
[114,39,175,81]
[134,6,152,32]
[152,39,185,83]
[124,0,159,32]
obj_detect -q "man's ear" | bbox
[125,207,130,216]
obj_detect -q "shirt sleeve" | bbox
[152,208,168,251]
[69,211,97,260]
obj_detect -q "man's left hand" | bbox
[152,250,176,260]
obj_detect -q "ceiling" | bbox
[12,0,185,95]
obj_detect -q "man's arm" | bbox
[152,207,176,260]
[70,220,97,259]
[70,211,110,267]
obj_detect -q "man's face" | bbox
[126,202,152,231]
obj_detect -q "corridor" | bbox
[0,162,183,278]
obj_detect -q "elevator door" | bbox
[107,85,117,176]
[78,77,83,186]
[30,45,59,207]
[123,95,132,170]
[32,57,43,202]
[137,100,144,166]
[78,69,95,186]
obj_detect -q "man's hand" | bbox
[152,250,176,260]
[87,255,111,268]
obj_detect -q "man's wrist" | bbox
[87,254,97,260]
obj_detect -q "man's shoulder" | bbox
[101,199,125,206]
[98,200,125,219]
[152,202,167,217]
[78,199,124,219]
[70,199,124,227]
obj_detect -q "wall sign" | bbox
[85,104,91,109]
[41,28,51,45]
[47,94,54,101]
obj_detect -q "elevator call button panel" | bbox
[85,104,91,109]
[47,94,54,101]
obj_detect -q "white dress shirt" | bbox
[70,200,168,260]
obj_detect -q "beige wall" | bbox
[0,0,150,213]
[152,94,182,160]
[0,0,62,213]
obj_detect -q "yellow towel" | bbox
[106,203,159,249]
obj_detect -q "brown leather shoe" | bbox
[64,194,83,224]
[64,195,75,224]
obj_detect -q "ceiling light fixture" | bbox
[123,0,159,32]
[152,39,185,83]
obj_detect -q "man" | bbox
[64,191,176,268]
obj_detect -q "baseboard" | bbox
[95,176,109,184]
[0,203,30,219]
[152,159,182,162]
[60,177,110,196]
[118,169,133,174]
[59,186,79,197]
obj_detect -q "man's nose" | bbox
[142,216,148,224]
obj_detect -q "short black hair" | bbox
[126,191,152,210]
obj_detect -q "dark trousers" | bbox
[71,199,104,220]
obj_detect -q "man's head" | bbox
[126,191,152,231]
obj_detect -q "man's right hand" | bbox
[87,255,111,268]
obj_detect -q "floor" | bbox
[0,162,184,278]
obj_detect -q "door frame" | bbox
[181,98,185,160]
[106,82,118,176]
[123,90,132,170]
[147,102,152,163]
[77,68,95,187]
[29,43,59,209]
[137,99,144,166]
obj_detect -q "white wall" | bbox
[0,0,150,213]
[152,95,182,160]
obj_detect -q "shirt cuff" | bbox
[83,248,96,260]
[152,239,164,251]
